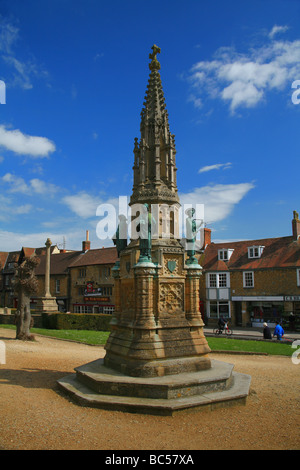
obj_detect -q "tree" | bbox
[14,256,40,341]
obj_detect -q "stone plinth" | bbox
[57,359,251,416]
[35,296,58,314]
[103,240,211,378]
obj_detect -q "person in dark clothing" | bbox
[263,322,272,340]
[218,316,226,331]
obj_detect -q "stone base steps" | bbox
[57,359,251,416]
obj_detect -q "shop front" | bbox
[73,294,115,314]
[232,296,284,328]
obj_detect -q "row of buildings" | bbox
[1,212,300,329]
[0,231,118,316]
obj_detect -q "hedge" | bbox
[42,312,112,331]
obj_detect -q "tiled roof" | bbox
[35,251,82,275]
[34,247,118,275]
[2,251,20,271]
[69,247,118,267]
[202,236,300,271]
[0,252,8,269]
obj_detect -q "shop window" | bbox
[243,271,254,288]
[208,301,230,318]
[103,306,114,314]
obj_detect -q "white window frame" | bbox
[207,272,230,288]
[297,269,300,287]
[207,300,231,319]
[55,279,60,294]
[208,273,217,288]
[248,246,264,259]
[218,249,234,261]
[243,271,254,288]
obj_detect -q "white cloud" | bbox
[179,182,254,224]
[199,162,232,173]
[29,178,58,195]
[2,173,29,193]
[269,25,289,39]
[0,125,55,158]
[0,16,49,90]
[62,192,103,218]
[0,192,32,222]
[1,173,59,195]
[0,227,107,252]
[188,29,300,113]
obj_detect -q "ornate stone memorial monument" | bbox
[58,46,251,414]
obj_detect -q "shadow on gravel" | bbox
[0,367,70,390]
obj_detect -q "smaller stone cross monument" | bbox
[35,238,58,314]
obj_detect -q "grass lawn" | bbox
[0,324,294,356]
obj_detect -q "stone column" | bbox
[185,265,203,326]
[111,263,121,326]
[134,264,156,329]
[45,238,52,297]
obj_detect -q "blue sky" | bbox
[0,0,299,251]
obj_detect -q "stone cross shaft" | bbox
[45,238,52,297]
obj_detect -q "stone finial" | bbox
[45,238,52,247]
[293,210,299,220]
[149,44,161,71]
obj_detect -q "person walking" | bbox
[273,322,284,341]
[263,322,272,339]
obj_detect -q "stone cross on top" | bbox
[149,44,161,71]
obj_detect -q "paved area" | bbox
[0,327,299,450]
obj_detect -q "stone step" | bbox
[74,359,234,399]
[57,362,251,416]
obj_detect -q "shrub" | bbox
[42,313,112,331]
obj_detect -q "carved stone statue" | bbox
[138,203,155,262]
[112,215,128,257]
[185,208,202,265]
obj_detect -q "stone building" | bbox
[200,211,300,329]
[0,245,60,308]
[69,246,117,314]
[0,234,118,314]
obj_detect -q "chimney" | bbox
[203,227,211,249]
[82,230,91,252]
[292,211,300,241]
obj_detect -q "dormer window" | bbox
[248,246,264,259]
[218,249,234,261]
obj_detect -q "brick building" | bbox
[200,211,300,329]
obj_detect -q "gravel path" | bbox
[0,328,299,450]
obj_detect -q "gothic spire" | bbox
[130,45,179,207]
